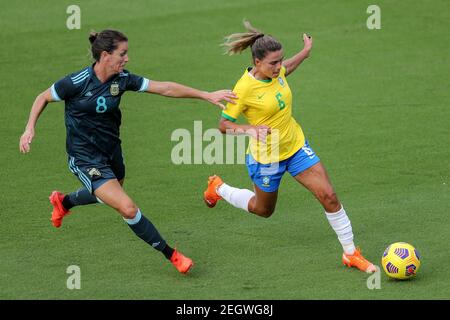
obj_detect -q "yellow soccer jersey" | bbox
[222,66,305,164]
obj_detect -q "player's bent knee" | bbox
[118,202,138,219]
[255,207,275,218]
[321,191,340,211]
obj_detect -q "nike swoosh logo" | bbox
[257,93,265,99]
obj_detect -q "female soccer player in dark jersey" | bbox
[19,29,236,274]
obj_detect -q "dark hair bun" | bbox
[89,31,99,44]
[89,29,128,61]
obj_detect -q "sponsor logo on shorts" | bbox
[87,168,101,177]
[262,176,270,187]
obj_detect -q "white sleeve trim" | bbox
[138,78,150,92]
[51,84,62,101]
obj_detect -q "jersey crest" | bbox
[110,82,120,96]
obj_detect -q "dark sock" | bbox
[63,188,99,210]
[162,244,175,260]
[62,196,74,210]
[126,210,167,252]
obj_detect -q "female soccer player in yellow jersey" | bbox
[204,21,376,273]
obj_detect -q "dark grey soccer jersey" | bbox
[51,64,149,158]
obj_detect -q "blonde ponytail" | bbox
[222,20,264,55]
[222,20,282,61]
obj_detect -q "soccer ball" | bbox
[381,242,421,280]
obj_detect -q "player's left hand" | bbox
[206,90,237,110]
[302,33,313,52]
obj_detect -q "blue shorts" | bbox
[245,140,320,193]
[67,144,125,194]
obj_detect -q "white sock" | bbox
[325,206,356,255]
[217,183,254,212]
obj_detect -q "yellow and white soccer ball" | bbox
[381,242,421,280]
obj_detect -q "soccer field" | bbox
[1,0,449,300]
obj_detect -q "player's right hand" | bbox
[19,128,34,153]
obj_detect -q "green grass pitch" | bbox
[1,0,449,299]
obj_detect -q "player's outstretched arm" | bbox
[146,80,237,110]
[282,33,313,77]
[19,88,55,153]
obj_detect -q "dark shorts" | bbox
[245,140,321,193]
[67,144,125,194]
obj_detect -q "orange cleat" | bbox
[170,249,193,274]
[342,247,376,273]
[203,175,223,208]
[49,191,70,228]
